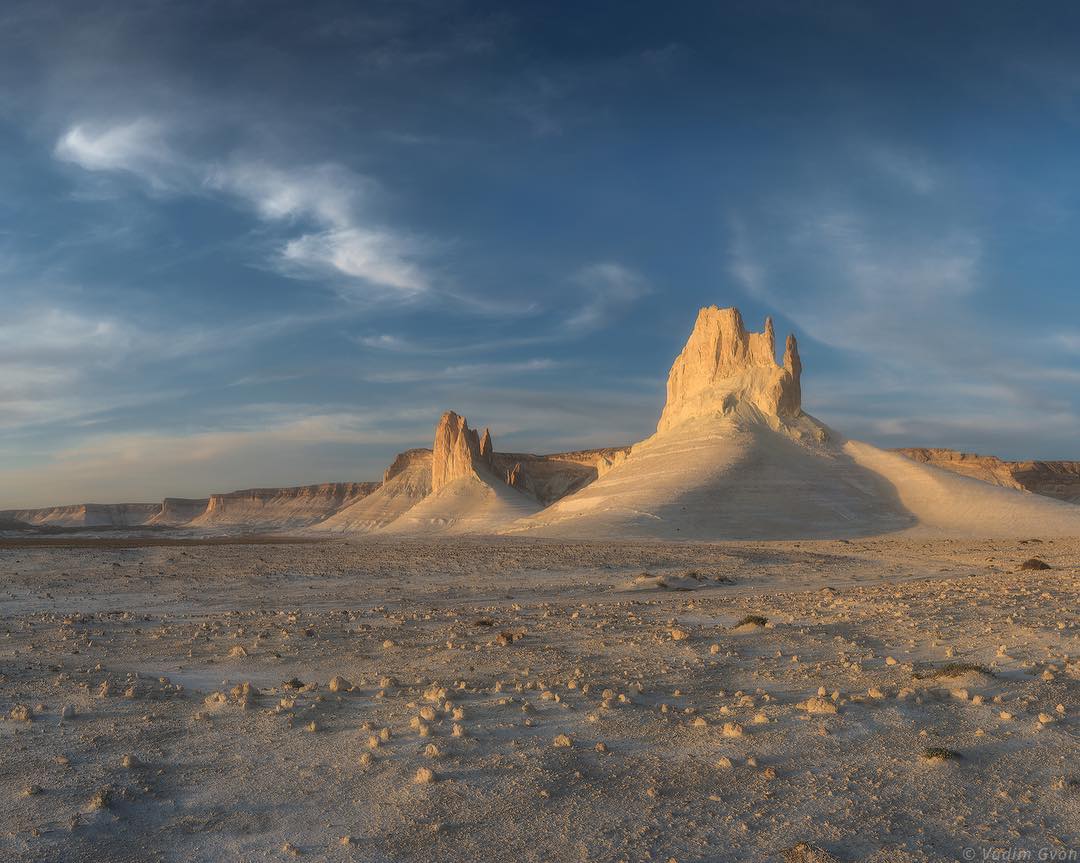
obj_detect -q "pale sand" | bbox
[1,536,1076,862]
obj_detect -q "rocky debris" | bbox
[8,704,32,722]
[656,306,804,433]
[782,843,841,863]
[797,697,838,715]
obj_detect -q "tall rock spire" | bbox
[656,305,802,433]
[431,411,484,492]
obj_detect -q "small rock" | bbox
[414,766,436,784]
[328,676,352,693]
[797,697,838,715]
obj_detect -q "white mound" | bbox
[381,471,541,535]
[504,412,913,540]
[844,440,1080,537]
[313,454,432,534]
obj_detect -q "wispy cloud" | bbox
[0,302,335,431]
[566,262,650,332]
[862,143,937,195]
[0,409,430,508]
[730,202,981,358]
[54,118,188,191]
[363,357,559,384]
[54,119,430,296]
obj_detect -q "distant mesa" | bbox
[895,448,1080,505]
[7,304,1080,540]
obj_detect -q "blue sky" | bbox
[4,1,1080,507]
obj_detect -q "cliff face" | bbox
[148,498,211,526]
[383,448,434,483]
[5,483,380,530]
[492,447,631,505]
[896,448,1080,504]
[190,482,379,528]
[431,411,495,492]
[0,502,160,528]
[426,410,633,506]
[656,306,803,433]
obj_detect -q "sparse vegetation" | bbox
[1020,557,1051,570]
[922,747,962,762]
[736,614,768,627]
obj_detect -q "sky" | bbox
[4,1,1080,507]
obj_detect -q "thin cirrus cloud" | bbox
[363,358,560,384]
[54,119,429,296]
[566,262,651,332]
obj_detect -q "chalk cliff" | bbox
[656,306,804,433]
[431,411,495,492]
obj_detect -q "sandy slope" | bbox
[505,414,914,540]
[845,440,1080,536]
[313,456,432,534]
[382,471,541,535]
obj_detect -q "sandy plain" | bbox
[0,536,1076,862]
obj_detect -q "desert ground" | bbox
[1,535,1076,862]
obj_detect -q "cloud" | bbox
[862,144,938,195]
[566,262,650,332]
[363,357,559,384]
[0,302,338,431]
[0,409,429,508]
[205,161,364,226]
[280,227,427,294]
[729,203,981,358]
[54,119,430,295]
[54,119,188,191]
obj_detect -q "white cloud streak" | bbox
[54,119,188,191]
[54,118,429,295]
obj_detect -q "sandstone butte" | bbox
[7,303,1080,534]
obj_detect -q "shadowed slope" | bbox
[505,410,913,539]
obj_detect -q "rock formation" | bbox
[190,482,379,528]
[0,502,160,528]
[656,306,803,433]
[491,448,631,505]
[897,448,1080,504]
[384,448,433,483]
[431,411,496,492]
[149,498,211,526]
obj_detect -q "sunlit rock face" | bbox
[431,411,494,492]
[656,306,802,433]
